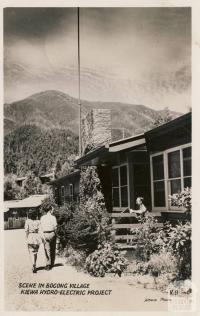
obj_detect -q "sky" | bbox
[4,7,191,112]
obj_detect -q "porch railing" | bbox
[110,212,163,248]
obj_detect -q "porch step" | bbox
[114,235,137,241]
[115,243,137,250]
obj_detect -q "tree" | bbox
[68,166,110,253]
[152,107,173,128]
[56,166,111,254]
[20,171,43,198]
[40,195,58,216]
[54,157,62,179]
[4,174,21,200]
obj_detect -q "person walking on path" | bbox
[25,208,42,273]
[40,206,57,270]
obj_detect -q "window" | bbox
[152,155,165,207]
[151,144,191,210]
[69,184,74,201]
[112,164,129,208]
[61,186,65,205]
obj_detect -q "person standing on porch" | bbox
[40,206,57,270]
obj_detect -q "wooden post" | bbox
[111,217,116,242]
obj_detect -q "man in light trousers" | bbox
[40,206,57,270]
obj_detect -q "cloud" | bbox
[4,7,191,112]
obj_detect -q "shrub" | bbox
[169,187,191,211]
[20,171,43,198]
[148,251,177,278]
[165,188,192,279]
[169,187,192,220]
[166,221,191,280]
[54,202,77,249]
[134,214,164,261]
[85,243,128,277]
[64,246,87,270]
[40,195,58,216]
[4,174,21,200]
[67,166,111,254]
[67,209,100,254]
[135,261,149,275]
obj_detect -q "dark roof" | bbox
[144,112,191,152]
[109,133,144,148]
[50,170,80,185]
[75,146,109,166]
[145,112,191,138]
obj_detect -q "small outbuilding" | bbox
[4,194,48,229]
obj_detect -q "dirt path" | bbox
[4,229,169,311]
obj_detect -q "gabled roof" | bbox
[4,194,48,212]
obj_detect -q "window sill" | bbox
[160,209,187,214]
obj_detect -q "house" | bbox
[51,110,191,245]
[145,112,191,219]
[39,172,55,184]
[15,176,26,187]
[4,194,48,229]
[50,170,80,206]
[75,111,191,220]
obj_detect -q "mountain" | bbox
[4,90,181,176]
[4,90,180,136]
[4,125,78,176]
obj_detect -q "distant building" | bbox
[4,194,48,230]
[39,173,55,184]
[50,170,80,206]
[15,177,26,187]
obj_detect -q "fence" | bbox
[4,217,26,230]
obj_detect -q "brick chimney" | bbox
[81,109,111,154]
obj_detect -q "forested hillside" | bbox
[4,90,180,136]
[4,90,181,177]
[4,125,78,176]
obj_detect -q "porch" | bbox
[110,212,163,249]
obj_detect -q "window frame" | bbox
[69,183,74,202]
[112,163,130,210]
[150,143,191,212]
[60,185,65,205]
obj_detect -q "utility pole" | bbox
[78,7,82,157]
[122,127,125,139]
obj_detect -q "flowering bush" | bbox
[168,187,192,279]
[85,243,128,277]
[134,214,164,261]
[166,221,191,279]
[132,210,191,280]
[169,187,191,218]
[148,251,177,278]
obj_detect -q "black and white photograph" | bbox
[1,1,197,313]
